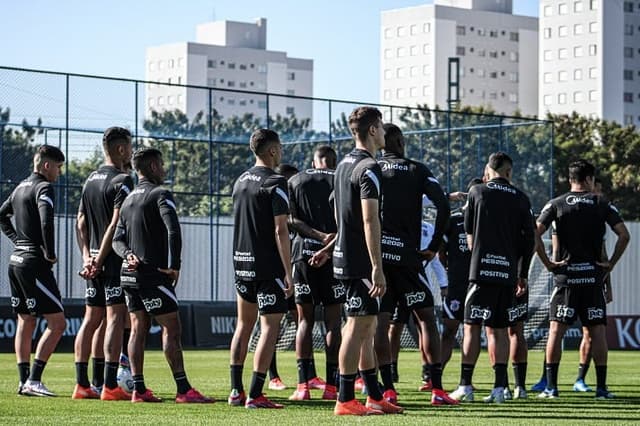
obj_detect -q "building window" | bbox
[510,32,519,42]
[148,61,155,71]
[410,45,418,56]
[177,76,181,84]
[574,46,584,57]
[544,5,553,16]
[623,1,633,12]
[559,3,569,14]
[544,50,553,61]
[157,60,163,70]
[624,115,634,125]
[423,65,430,75]
[544,73,553,83]
[589,90,598,101]
[397,47,406,57]
[624,92,634,103]
[558,93,567,104]
[589,45,597,56]
[383,90,391,100]
[574,24,583,35]
[410,66,419,77]
[286,107,295,115]
[410,24,418,35]
[157,96,164,106]
[397,67,406,78]
[148,98,154,107]
[489,92,497,100]
[625,24,634,36]
[457,25,466,35]
[574,1,584,12]
[167,77,172,84]
[167,95,174,105]
[384,28,392,38]
[207,78,216,87]
[489,51,498,58]
[624,70,634,80]
[239,64,247,70]
[477,28,486,36]
[489,30,498,37]
[589,22,598,33]
[490,71,497,79]
[509,72,518,82]
[410,87,418,97]
[544,95,552,105]
[208,60,217,68]
[509,93,518,103]
[574,91,584,103]
[423,44,431,54]
[397,26,406,37]
[559,48,568,59]
[509,51,519,62]
[544,27,552,39]
[258,100,267,109]
[257,64,267,73]
[384,49,393,59]
[240,82,248,88]
[590,0,598,10]
[423,23,431,33]
[168,59,175,68]
[177,94,182,104]
[423,86,430,96]
[477,68,485,77]
[228,81,235,87]
[287,72,295,80]
[384,69,392,80]
[559,71,568,82]
[574,69,583,80]
[396,88,405,98]
[624,47,634,58]
[177,58,183,67]
[559,26,568,37]
[228,99,235,105]
[478,49,486,57]
[589,67,598,79]
[456,46,465,56]
[239,99,247,106]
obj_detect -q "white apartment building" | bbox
[539,0,640,125]
[145,18,313,122]
[380,0,538,117]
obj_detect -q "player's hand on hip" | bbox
[418,249,436,262]
[126,253,140,271]
[369,266,386,298]
[321,232,336,246]
[308,250,330,268]
[158,268,180,287]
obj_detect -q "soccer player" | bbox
[73,127,134,400]
[327,106,398,415]
[375,123,454,406]
[112,148,213,403]
[449,152,535,404]
[287,145,343,401]
[0,145,66,397]
[440,179,482,375]
[228,129,294,409]
[535,160,629,399]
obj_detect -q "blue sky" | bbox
[3,0,538,104]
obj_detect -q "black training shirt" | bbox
[333,148,382,279]
[288,168,336,263]
[232,166,289,281]
[79,165,133,276]
[112,179,181,287]
[0,173,56,259]
[465,177,534,286]
[443,210,471,292]
[378,151,449,266]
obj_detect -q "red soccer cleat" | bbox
[71,384,100,400]
[289,383,310,400]
[382,389,398,404]
[431,388,460,406]
[334,399,383,416]
[176,388,215,403]
[308,376,326,390]
[245,394,284,409]
[268,377,287,391]
[228,389,246,406]
[132,389,162,403]
[101,386,132,401]
[365,396,404,414]
[418,379,433,391]
[322,384,337,400]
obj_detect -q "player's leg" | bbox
[229,283,258,405]
[290,301,314,400]
[582,286,610,399]
[484,325,509,403]
[388,316,403,383]
[508,320,528,398]
[441,318,460,371]
[9,267,35,394]
[574,326,593,392]
[124,286,155,401]
[90,319,106,392]
[100,280,131,400]
[322,301,342,398]
[541,286,573,398]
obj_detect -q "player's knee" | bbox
[46,313,67,334]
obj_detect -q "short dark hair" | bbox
[348,106,382,142]
[594,176,602,185]
[132,148,162,177]
[382,123,403,155]
[467,177,484,191]
[568,159,596,183]
[102,127,132,154]
[314,145,337,169]
[274,163,299,179]
[488,151,513,172]
[34,145,65,166]
[250,129,280,156]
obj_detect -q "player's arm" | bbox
[157,191,182,286]
[430,256,449,298]
[463,189,475,251]
[602,222,629,272]
[0,195,17,243]
[37,183,57,262]
[272,178,293,297]
[112,215,138,271]
[362,197,386,298]
[420,172,450,259]
[517,201,535,297]
[76,205,93,277]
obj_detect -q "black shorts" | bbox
[442,290,467,322]
[293,261,345,307]
[511,291,528,323]
[380,264,433,314]
[9,257,63,316]
[124,284,178,316]
[85,275,125,307]
[342,278,380,317]
[549,285,607,326]
[464,282,515,328]
[235,278,288,315]
[391,304,411,324]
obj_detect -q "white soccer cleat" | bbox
[483,387,506,404]
[503,387,513,400]
[21,380,57,397]
[513,386,528,399]
[449,385,474,402]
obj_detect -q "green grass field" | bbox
[0,349,638,425]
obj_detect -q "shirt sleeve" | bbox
[359,163,382,200]
[113,175,134,210]
[463,188,477,235]
[604,201,623,228]
[112,215,130,259]
[271,176,289,217]
[519,196,536,279]
[420,166,450,252]
[0,193,17,243]
[537,200,557,230]
[158,190,182,270]
[36,182,56,259]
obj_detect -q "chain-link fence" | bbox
[0,66,553,302]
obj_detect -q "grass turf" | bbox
[0,349,638,425]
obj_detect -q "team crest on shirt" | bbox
[86,288,97,298]
[587,308,604,320]
[10,297,20,308]
[347,296,362,310]
[257,294,276,308]
[469,305,491,320]
[405,291,426,307]
[26,298,36,310]
[449,299,460,312]
[295,283,311,296]
[105,286,122,300]
[332,284,345,299]
[143,298,162,311]
[555,304,575,319]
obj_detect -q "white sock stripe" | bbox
[35,280,63,311]
[158,285,178,304]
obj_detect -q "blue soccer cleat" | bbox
[573,378,592,392]
[531,377,547,392]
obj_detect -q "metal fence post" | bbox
[64,74,70,297]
